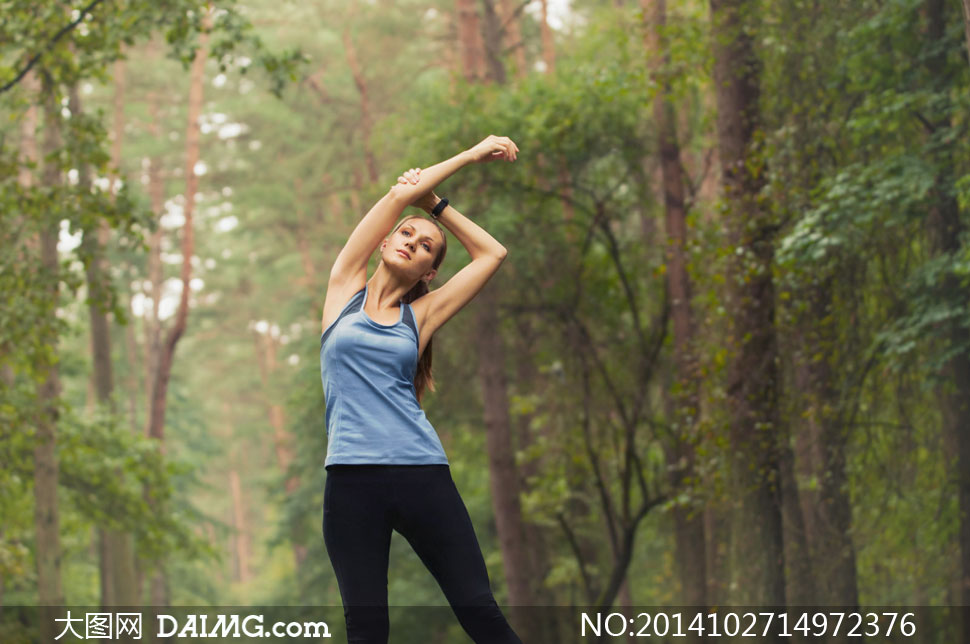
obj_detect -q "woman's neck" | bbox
[367,264,414,310]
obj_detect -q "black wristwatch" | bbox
[430,198,449,219]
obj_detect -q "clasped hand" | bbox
[392,135,519,211]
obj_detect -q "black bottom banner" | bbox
[1,605,965,644]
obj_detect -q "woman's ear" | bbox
[423,269,437,283]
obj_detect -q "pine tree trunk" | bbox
[341,21,378,183]
[144,88,164,436]
[456,0,485,81]
[708,0,786,610]
[253,332,308,568]
[479,0,507,85]
[146,15,207,441]
[145,10,211,606]
[539,0,555,74]
[472,9,539,640]
[71,77,139,608]
[704,506,730,606]
[511,317,560,643]
[791,279,857,611]
[778,424,816,607]
[642,0,708,614]
[962,0,970,67]
[35,73,65,614]
[476,283,535,622]
[71,83,117,607]
[220,402,251,582]
[924,2,970,639]
[228,469,250,582]
[619,578,636,644]
[498,0,528,79]
[106,59,139,605]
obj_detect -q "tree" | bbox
[641,0,707,613]
[708,0,786,609]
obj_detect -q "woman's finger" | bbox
[505,139,517,161]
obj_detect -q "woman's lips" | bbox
[397,250,410,259]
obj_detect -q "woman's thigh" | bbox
[392,466,495,605]
[323,466,394,606]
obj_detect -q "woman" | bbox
[320,135,523,644]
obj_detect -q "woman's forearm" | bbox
[427,200,507,260]
[389,150,473,204]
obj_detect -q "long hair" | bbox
[388,215,447,403]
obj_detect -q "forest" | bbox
[1,0,969,643]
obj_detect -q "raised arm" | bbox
[322,136,518,333]
[328,151,471,287]
[412,197,509,343]
[408,140,520,344]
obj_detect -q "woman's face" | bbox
[383,218,444,282]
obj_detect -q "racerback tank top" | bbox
[319,284,449,468]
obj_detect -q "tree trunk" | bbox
[642,0,707,613]
[619,578,636,644]
[145,9,211,606]
[472,10,540,640]
[456,0,486,81]
[293,176,321,320]
[511,316,560,643]
[778,424,816,607]
[219,402,250,582]
[341,20,378,183]
[108,56,139,607]
[143,89,165,437]
[69,80,138,607]
[147,9,208,442]
[498,0,528,79]
[704,505,730,606]
[228,467,250,583]
[35,73,65,614]
[479,0,507,85]
[123,295,141,430]
[529,0,576,230]
[708,0,786,610]
[253,332,308,568]
[476,283,535,631]
[962,0,970,67]
[539,0,556,74]
[792,279,857,610]
[924,2,970,639]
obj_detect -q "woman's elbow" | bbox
[493,245,508,261]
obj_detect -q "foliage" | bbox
[0,0,966,620]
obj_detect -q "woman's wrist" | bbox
[422,196,443,214]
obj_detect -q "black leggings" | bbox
[322,464,523,644]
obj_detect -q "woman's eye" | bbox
[402,230,410,236]
[422,244,430,251]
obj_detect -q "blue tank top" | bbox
[320,284,449,468]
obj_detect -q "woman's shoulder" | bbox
[321,281,367,338]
